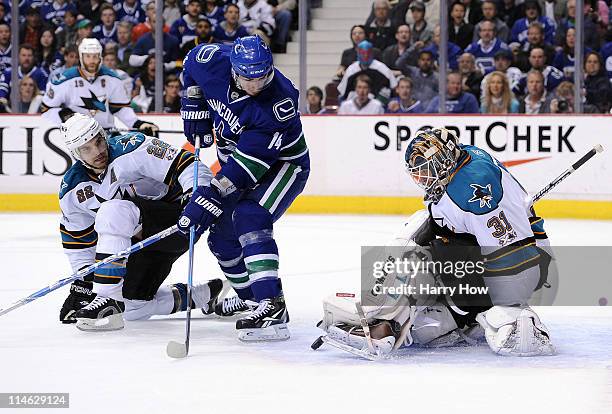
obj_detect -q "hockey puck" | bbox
[311,336,324,350]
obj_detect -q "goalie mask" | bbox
[405,128,461,202]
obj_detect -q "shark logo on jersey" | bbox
[468,184,493,208]
[119,135,141,151]
[273,98,296,122]
[80,91,107,113]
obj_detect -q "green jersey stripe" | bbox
[246,259,279,273]
[262,164,298,210]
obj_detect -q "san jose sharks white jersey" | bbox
[94,133,212,203]
[59,161,101,272]
[426,144,546,274]
[41,66,138,130]
[59,132,212,272]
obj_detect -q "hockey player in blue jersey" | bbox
[404,127,555,356]
[177,35,309,342]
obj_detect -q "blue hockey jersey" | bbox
[601,42,612,82]
[182,43,309,191]
[510,16,556,46]
[513,65,563,96]
[465,38,509,74]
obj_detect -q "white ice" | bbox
[1,214,611,414]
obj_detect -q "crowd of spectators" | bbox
[0,0,301,113]
[320,0,612,115]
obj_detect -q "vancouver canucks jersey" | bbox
[59,133,212,271]
[464,39,509,74]
[182,43,309,191]
[426,145,544,274]
[41,66,137,130]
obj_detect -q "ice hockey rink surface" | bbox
[1,213,611,414]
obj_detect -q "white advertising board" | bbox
[0,114,609,201]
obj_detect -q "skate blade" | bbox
[76,314,124,332]
[238,323,290,342]
[166,341,188,358]
[321,336,388,361]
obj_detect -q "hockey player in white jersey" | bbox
[41,38,158,137]
[58,113,222,331]
[404,127,554,356]
[314,127,554,358]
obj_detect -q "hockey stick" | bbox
[531,144,604,203]
[0,226,179,317]
[167,135,201,359]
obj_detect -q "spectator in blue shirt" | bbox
[426,71,479,113]
[41,0,77,28]
[93,3,119,47]
[465,20,509,74]
[510,0,555,46]
[513,46,563,97]
[179,17,216,60]
[386,77,425,113]
[553,27,592,81]
[114,0,145,25]
[170,0,201,47]
[0,44,48,109]
[213,3,249,44]
[423,25,461,70]
[37,28,63,76]
[203,0,225,28]
[130,14,180,73]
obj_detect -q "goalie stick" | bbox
[0,225,179,317]
[530,144,604,203]
[311,144,605,360]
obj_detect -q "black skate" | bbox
[60,280,96,324]
[169,278,225,315]
[214,295,250,317]
[74,296,125,331]
[236,295,289,342]
[197,278,224,315]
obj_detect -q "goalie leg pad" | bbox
[326,321,398,356]
[476,306,555,356]
[411,306,460,347]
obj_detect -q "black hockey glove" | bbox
[58,107,76,122]
[133,119,160,137]
[59,279,96,324]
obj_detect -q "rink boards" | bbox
[0,114,610,219]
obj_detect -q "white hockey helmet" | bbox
[61,113,106,162]
[79,38,103,69]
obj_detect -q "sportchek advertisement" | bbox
[0,114,610,201]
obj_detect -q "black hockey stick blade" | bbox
[166,340,189,359]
